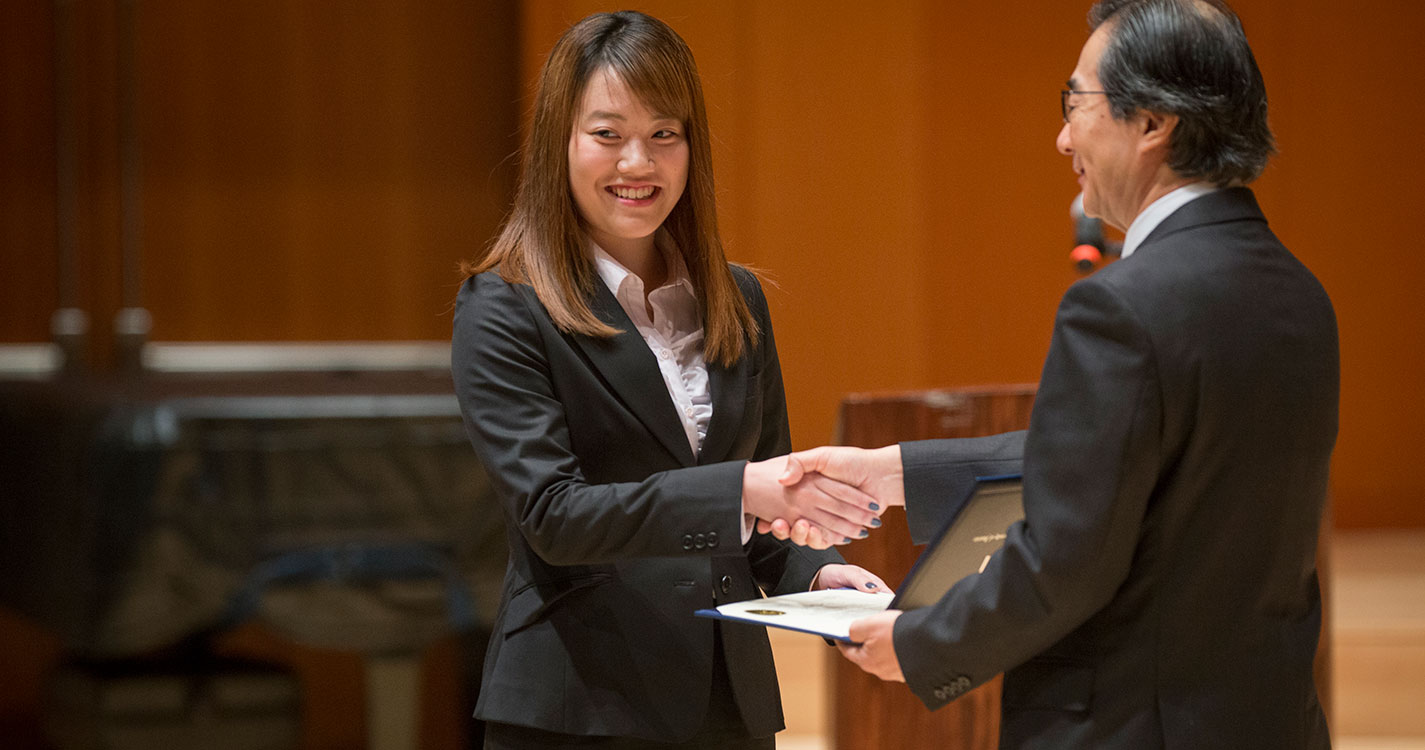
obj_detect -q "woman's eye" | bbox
[653,129,680,140]
[592,129,618,139]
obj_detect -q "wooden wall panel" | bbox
[137,1,520,343]
[918,2,1088,388]
[1,0,520,356]
[0,2,60,343]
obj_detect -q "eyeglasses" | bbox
[1061,89,1109,122]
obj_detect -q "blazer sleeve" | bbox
[900,431,1026,545]
[893,276,1163,709]
[730,267,845,595]
[452,272,750,566]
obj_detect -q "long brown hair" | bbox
[461,10,757,366]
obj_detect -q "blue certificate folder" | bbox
[695,475,1024,643]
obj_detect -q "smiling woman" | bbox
[450,9,881,750]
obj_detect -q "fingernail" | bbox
[858,529,869,538]
[869,502,880,511]
[865,582,878,589]
[843,537,853,544]
[871,518,882,528]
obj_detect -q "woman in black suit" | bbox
[452,11,884,749]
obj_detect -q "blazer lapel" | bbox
[572,281,697,467]
[697,348,748,465]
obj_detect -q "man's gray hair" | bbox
[1089,0,1275,185]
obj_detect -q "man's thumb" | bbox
[779,452,810,486]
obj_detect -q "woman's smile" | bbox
[607,184,659,202]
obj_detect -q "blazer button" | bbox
[695,533,708,549]
[720,575,732,594]
[682,534,694,551]
[933,687,948,701]
[706,531,719,548]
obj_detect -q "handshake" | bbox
[742,444,904,550]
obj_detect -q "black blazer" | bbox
[895,188,1339,749]
[452,264,840,741]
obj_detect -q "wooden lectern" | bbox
[831,385,1036,750]
[827,384,1332,748]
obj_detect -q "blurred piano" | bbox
[0,342,506,750]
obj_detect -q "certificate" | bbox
[696,589,895,642]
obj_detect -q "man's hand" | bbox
[742,455,882,549]
[837,609,905,682]
[782,445,905,506]
[757,445,905,545]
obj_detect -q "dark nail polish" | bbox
[858,529,869,538]
[869,503,881,511]
[843,537,853,544]
[871,518,882,528]
[866,582,878,589]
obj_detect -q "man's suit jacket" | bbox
[451,264,839,742]
[895,188,1338,749]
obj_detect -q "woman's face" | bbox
[567,68,689,259]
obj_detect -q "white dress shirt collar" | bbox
[590,231,695,308]
[1120,181,1220,259]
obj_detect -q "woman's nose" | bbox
[618,140,654,173]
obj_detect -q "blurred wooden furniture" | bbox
[0,364,506,750]
[827,383,1333,747]
[831,385,1036,750]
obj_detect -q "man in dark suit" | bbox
[771,0,1339,746]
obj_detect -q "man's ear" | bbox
[1138,110,1178,155]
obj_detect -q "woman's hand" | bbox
[811,563,891,594]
